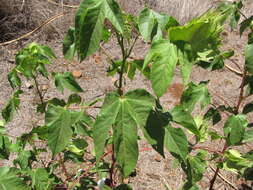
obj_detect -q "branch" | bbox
[0,12,70,46]
[225,64,243,77]
[209,165,238,190]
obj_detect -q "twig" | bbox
[209,165,238,190]
[33,76,44,104]
[20,0,25,11]
[225,64,243,77]
[209,144,227,190]
[235,69,247,113]
[59,154,70,181]
[192,146,223,155]
[228,58,242,71]
[68,105,101,109]
[0,12,70,46]
[47,0,78,8]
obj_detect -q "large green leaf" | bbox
[144,40,178,97]
[46,105,84,156]
[170,105,199,136]
[1,90,23,123]
[93,89,155,176]
[0,167,30,190]
[224,115,248,145]
[52,72,83,93]
[180,82,211,112]
[164,125,188,162]
[245,43,253,75]
[75,0,123,61]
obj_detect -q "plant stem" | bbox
[235,68,247,114]
[116,33,126,95]
[209,144,227,190]
[109,144,117,187]
[33,76,44,104]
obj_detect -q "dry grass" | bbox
[0,0,77,43]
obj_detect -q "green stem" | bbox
[116,33,126,95]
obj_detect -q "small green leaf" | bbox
[144,40,178,97]
[46,105,83,156]
[242,129,253,143]
[0,167,30,190]
[13,150,33,169]
[31,168,54,190]
[2,90,23,123]
[63,27,76,60]
[242,102,253,114]
[180,82,211,112]
[245,43,253,75]
[186,154,207,183]
[115,184,132,190]
[67,94,82,105]
[164,125,188,162]
[38,45,56,59]
[240,15,253,36]
[52,72,83,93]
[224,114,248,145]
[7,69,21,89]
[138,8,179,42]
[170,105,199,136]
[204,107,221,125]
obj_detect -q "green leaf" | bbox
[186,153,207,183]
[93,89,155,176]
[7,69,21,89]
[75,0,123,61]
[143,108,171,157]
[63,27,76,60]
[138,8,179,42]
[115,184,132,190]
[14,150,34,169]
[164,125,188,162]
[245,43,253,75]
[2,90,23,123]
[52,72,83,93]
[31,168,54,190]
[170,105,199,136]
[37,45,56,59]
[46,105,83,156]
[0,136,11,159]
[67,94,82,105]
[204,107,221,125]
[243,102,253,114]
[224,114,248,145]
[240,15,253,36]
[180,82,211,112]
[242,129,253,143]
[177,42,194,85]
[144,40,178,97]
[0,167,30,190]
